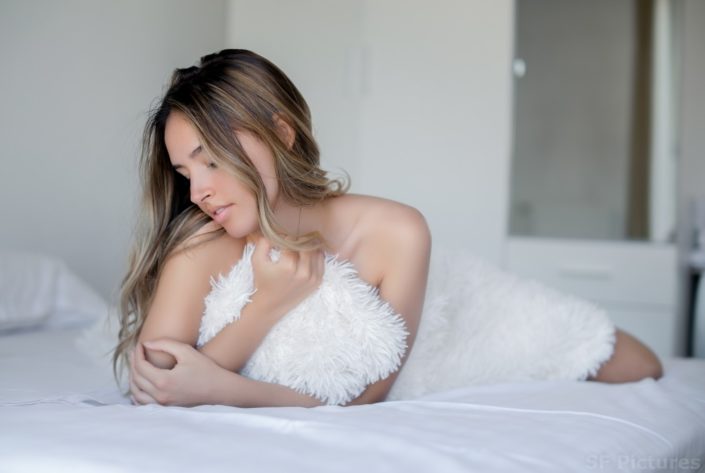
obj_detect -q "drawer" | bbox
[503,237,678,306]
[602,303,679,359]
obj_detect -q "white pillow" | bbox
[0,250,108,332]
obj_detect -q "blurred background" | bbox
[1,0,703,358]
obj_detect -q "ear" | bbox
[273,113,296,150]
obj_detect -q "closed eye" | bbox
[173,167,189,180]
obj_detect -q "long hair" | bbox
[113,49,348,384]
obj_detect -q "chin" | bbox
[222,221,258,240]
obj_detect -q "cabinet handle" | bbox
[558,266,613,280]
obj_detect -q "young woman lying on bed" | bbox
[116,49,663,408]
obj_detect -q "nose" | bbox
[189,174,213,204]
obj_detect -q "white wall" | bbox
[1,0,513,304]
[356,0,514,261]
[509,0,634,241]
[4,0,701,327]
[225,0,364,193]
[226,0,514,263]
[0,0,225,301]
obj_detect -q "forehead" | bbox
[164,111,200,161]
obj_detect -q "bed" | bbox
[1,252,704,473]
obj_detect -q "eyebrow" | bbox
[172,145,202,170]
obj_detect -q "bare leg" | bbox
[588,328,663,383]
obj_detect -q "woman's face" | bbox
[164,111,279,238]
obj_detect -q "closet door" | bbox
[506,0,681,357]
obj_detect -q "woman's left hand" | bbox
[129,338,232,407]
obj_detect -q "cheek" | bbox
[240,138,279,203]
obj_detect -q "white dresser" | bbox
[503,237,679,359]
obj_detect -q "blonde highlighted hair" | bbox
[113,49,348,383]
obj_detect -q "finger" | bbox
[280,246,299,269]
[131,379,158,405]
[254,237,288,267]
[131,378,158,405]
[301,249,324,281]
[130,372,155,405]
[296,249,313,279]
[142,338,193,363]
[129,353,157,405]
[131,343,159,393]
[134,343,175,404]
[252,236,273,263]
[315,249,325,280]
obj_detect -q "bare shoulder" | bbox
[346,194,430,247]
[329,194,431,285]
[139,221,246,362]
[334,195,431,404]
[332,194,428,232]
[164,221,246,293]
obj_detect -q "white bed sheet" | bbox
[0,326,118,403]
[1,326,704,473]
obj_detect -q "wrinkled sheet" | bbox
[1,327,704,473]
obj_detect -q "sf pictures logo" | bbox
[585,453,702,470]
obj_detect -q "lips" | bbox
[208,204,232,223]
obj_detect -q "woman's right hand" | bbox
[250,236,324,319]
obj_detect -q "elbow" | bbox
[143,344,177,370]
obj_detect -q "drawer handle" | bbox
[558,266,613,280]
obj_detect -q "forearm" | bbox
[198,297,284,372]
[210,371,324,408]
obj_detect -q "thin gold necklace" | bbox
[296,205,303,238]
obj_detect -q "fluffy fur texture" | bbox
[198,246,616,406]
[198,244,409,406]
[386,248,616,401]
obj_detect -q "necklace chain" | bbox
[296,206,302,238]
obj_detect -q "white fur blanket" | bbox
[198,244,409,406]
[387,248,616,401]
[198,246,616,405]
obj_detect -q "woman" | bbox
[117,49,662,408]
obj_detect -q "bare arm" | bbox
[345,207,431,405]
[137,225,242,369]
[197,237,324,372]
[131,339,324,407]
[132,210,430,408]
[131,234,326,406]
[137,221,321,372]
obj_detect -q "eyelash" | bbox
[175,160,217,180]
